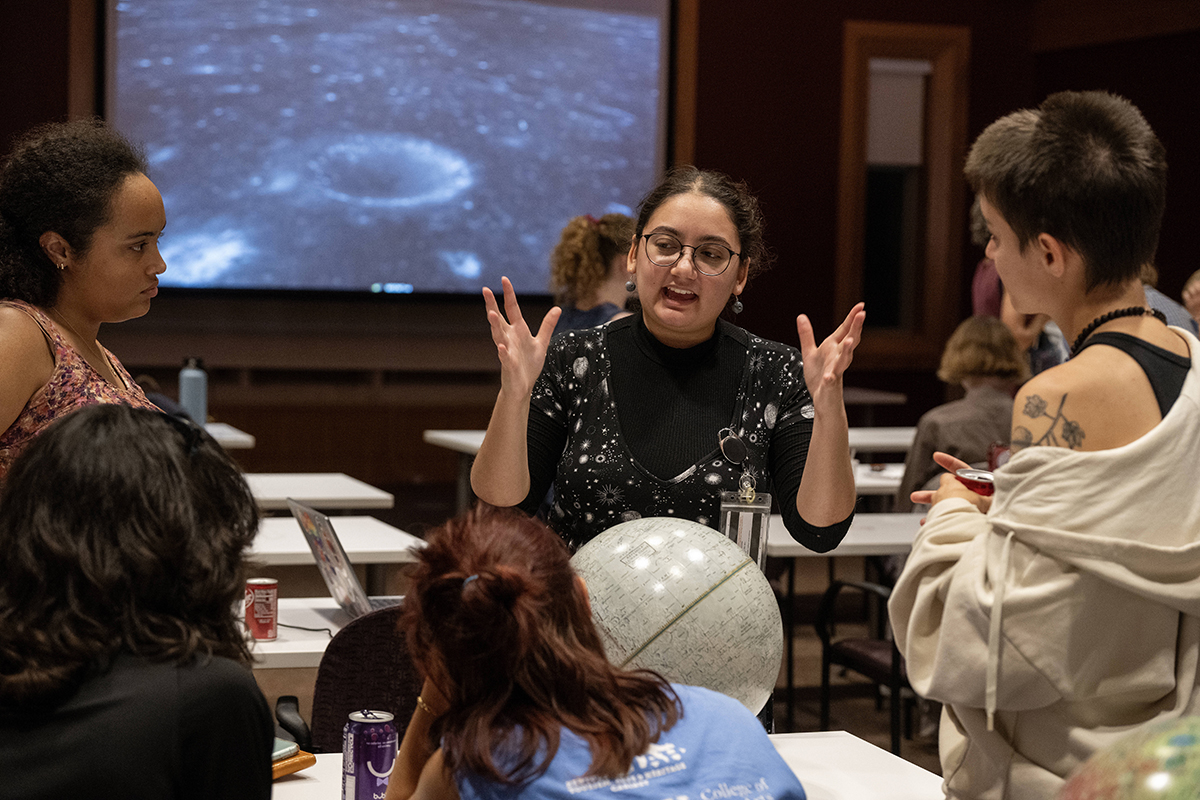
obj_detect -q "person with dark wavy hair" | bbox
[472,166,864,552]
[385,506,806,800]
[0,118,165,480]
[0,405,273,798]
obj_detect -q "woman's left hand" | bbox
[797,302,866,407]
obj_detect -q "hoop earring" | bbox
[731,295,743,314]
[57,263,67,271]
[625,279,636,292]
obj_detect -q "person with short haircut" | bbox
[894,315,1028,513]
[0,119,165,480]
[549,213,634,335]
[384,506,807,800]
[889,91,1200,798]
[0,405,274,798]
[472,166,863,553]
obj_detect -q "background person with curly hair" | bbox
[0,118,165,480]
[548,212,634,335]
[0,405,274,798]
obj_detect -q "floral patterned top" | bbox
[0,300,158,480]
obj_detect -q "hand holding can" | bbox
[955,468,995,496]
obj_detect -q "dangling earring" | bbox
[731,294,744,314]
[625,279,636,292]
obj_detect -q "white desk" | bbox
[250,516,423,566]
[770,731,942,799]
[205,421,256,449]
[272,730,941,799]
[853,462,905,496]
[423,429,910,509]
[423,429,485,512]
[425,429,914,458]
[766,512,919,559]
[422,428,484,455]
[250,516,424,596]
[767,512,921,731]
[244,473,395,512]
[848,426,915,454]
[251,597,350,670]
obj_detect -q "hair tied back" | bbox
[462,574,479,588]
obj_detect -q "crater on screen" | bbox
[308,134,473,209]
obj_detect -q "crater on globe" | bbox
[571,517,783,714]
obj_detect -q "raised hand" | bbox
[483,276,562,398]
[796,302,866,408]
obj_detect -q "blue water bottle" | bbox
[179,357,208,425]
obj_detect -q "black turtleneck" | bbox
[521,314,852,550]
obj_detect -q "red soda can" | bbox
[955,468,996,496]
[342,710,398,800]
[245,578,278,640]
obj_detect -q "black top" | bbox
[521,313,853,551]
[552,302,623,337]
[1076,331,1190,417]
[0,653,274,800]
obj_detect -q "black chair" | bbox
[276,603,422,754]
[815,579,912,755]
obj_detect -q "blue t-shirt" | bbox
[456,684,806,800]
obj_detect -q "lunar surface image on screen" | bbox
[111,0,664,294]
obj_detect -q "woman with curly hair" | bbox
[385,505,806,800]
[0,405,273,798]
[472,166,864,552]
[0,118,165,480]
[548,212,633,335]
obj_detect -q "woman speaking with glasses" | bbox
[472,166,864,552]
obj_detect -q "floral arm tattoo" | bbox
[1011,393,1086,452]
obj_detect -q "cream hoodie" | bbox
[889,328,1200,799]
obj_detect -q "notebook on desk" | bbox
[287,498,404,618]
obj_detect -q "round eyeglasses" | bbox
[639,232,742,276]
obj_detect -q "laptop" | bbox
[287,498,405,618]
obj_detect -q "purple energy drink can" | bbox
[342,710,398,800]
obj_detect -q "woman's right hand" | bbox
[483,276,562,398]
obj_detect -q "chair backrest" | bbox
[309,604,423,753]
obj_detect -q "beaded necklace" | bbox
[1069,306,1167,357]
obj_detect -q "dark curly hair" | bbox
[0,118,148,307]
[632,165,773,287]
[0,405,259,709]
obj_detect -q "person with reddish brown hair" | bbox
[385,506,807,800]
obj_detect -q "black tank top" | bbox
[1076,331,1190,417]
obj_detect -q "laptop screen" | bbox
[287,499,374,618]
